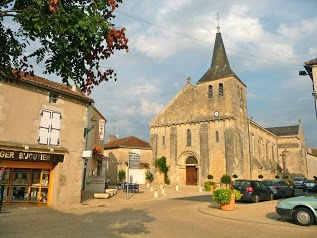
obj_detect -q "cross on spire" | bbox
[216,13,220,33]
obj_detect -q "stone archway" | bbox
[185,156,198,185]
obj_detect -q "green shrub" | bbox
[145,171,154,183]
[212,188,242,204]
[275,175,280,179]
[118,169,126,182]
[207,174,213,180]
[258,174,264,179]
[220,174,232,188]
[204,181,217,191]
[232,174,238,179]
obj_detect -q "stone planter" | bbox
[220,194,235,211]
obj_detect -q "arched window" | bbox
[208,85,213,98]
[216,131,219,142]
[186,156,197,164]
[219,83,224,96]
[187,129,191,146]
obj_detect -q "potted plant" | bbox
[145,171,154,184]
[118,169,126,182]
[232,174,238,180]
[275,175,280,179]
[220,174,232,188]
[207,174,213,180]
[258,174,264,180]
[212,188,242,211]
[204,181,217,193]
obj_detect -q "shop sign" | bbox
[0,149,64,163]
[99,119,105,141]
[82,150,92,158]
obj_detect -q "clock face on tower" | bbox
[214,111,219,117]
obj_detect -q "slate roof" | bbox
[197,27,239,84]
[7,71,94,103]
[104,136,151,149]
[265,125,299,137]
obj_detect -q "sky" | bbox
[26,1,317,147]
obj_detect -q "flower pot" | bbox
[220,194,235,211]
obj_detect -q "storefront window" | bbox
[0,168,50,205]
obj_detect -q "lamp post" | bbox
[299,58,317,117]
[82,117,96,192]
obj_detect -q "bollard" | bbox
[147,182,150,188]
[160,183,163,190]
[154,189,158,198]
[150,185,153,192]
[162,187,165,196]
[176,184,179,191]
[199,186,202,192]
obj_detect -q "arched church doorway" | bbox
[186,156,198,185]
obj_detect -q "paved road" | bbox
[0,186,316,238]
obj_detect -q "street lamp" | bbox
[299,58,317,117]
[84,117,96,137]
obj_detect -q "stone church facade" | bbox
[149,26,307,186]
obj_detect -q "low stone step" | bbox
[94,193,111,199]
[105,189,117,195]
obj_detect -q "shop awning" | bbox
[95,153,110,161]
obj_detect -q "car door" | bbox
[257,181,272,200]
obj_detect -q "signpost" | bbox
[126,152,140,200]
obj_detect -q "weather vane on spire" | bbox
[216,13,220,32]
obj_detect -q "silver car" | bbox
[292,177,307,189]
[262,180,295,198]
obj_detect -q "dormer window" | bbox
[219,83,224,96]
[49,93,58,103]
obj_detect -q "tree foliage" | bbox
[0,0,128,94]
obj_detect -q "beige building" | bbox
[103,136,152,184]
[0,72,107,206]
[150,26,307,185]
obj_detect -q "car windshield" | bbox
[293,178,304,181]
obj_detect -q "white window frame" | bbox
[38,109,61,146]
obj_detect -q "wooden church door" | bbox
[186,166,197,185]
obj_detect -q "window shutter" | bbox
[38,127,49,144]
[50,112,61,145]
[38,110,51,145]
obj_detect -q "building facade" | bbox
[0,73,106,206]
[103,136,152,184]
[150,26,307,185]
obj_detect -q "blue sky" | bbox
[27,1,317,147]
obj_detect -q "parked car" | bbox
[276,195,317,226]
[262,180,295,199]
[231,179,274,203]
[303,179,317,192]
[292,177,307,189]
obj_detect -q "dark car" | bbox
[303,179,317,192]
[262,179,295,199]
[232,179,274,203]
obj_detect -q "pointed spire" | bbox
[198,22,236,84]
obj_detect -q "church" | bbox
[149,26,307,186]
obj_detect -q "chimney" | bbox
[108,135,117,143]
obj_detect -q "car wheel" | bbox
[294,208,315,226]
[303,189,306,192]
[253,194,259,203]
